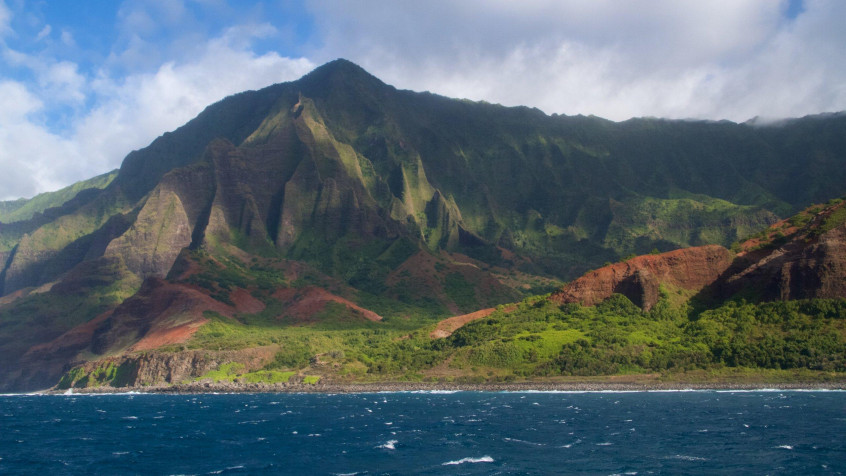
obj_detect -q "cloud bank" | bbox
[308,0,846,121]
[1,0,845,199]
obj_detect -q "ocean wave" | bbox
[503,437,546,446]
[388,390,460,394]
[666,455,708,462]
[208,465,245,474]
[442,456,494,465]
[377,439,398,450]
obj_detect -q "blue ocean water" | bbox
[0,390,843,475]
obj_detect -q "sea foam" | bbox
[442,456,494,465]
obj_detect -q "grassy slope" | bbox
[0,170,117,223]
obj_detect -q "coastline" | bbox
[44,378,846,395]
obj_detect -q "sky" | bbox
[1,0,845,200]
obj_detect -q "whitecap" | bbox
[237,420,268,425]
[503,437,546,446]
[384,390,459,394]
[596,442,613,446]
[209,465,245,474]
[442,456,494,465]
[121,416,138,420]
[377,440,398,450]
[666,455,708,462]
[776,445,794,450]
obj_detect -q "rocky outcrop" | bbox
[720,222,846,301]
[551,201,846,309]
[59,346,279,389]
[550,245,734,310]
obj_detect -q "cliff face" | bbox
[550,245,734,310]
[56,347,279,389]
[552,200,846,310]
[720,207,846,301]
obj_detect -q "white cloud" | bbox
[75,37,313,178]
[306,0,846,121]
[35,24,50,42]
[0,30,313,200]
[60,29,75,47]
[0,81,78,198]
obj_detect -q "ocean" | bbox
[1,390,843,475]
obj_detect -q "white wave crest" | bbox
[667,454,708,461]
[442,456,494,465]
[377,440,398,450]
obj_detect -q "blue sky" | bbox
[1,0,844,199]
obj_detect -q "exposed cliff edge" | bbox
[550,245,733,310]
[551,198,846,310]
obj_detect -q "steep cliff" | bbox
[550,245,734,310]
[552,198,846,310]
[718,199,846,301]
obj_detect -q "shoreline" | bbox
[43,379,846,395]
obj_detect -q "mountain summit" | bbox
[1,60,846,391]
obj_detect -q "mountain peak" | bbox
[298,58,386,92]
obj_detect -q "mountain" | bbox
[1,59,846,391]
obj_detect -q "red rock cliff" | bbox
[550,245,734,310]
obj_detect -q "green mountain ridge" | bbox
[1,59,846,391]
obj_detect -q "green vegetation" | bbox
[193,363,299,384]
[176,290,846,384]
[813,202,846,237]
[604,192,778,254]
[0,170,117,223]
[55,360,137,389]
[440,295,846,378]
[241,370,297,384]
[443,272,477,312]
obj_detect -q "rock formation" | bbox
[550,245,734,310]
